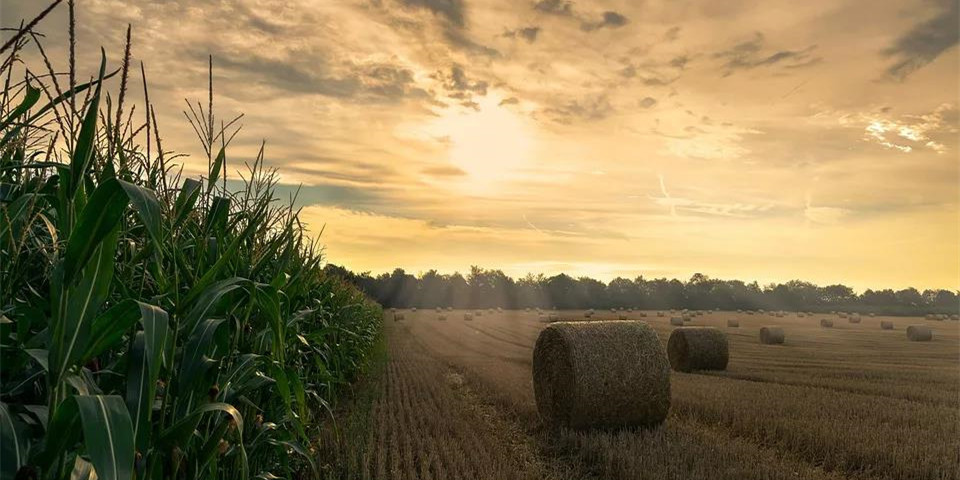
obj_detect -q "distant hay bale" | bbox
[639,312,647,317]
[682,315,692,322]
[548,314,560,322]
[937,314,947,321]
[880,320,893,330]
[588,309,596,315]
[727,319,739,327]
[611,308,617,313]
[475,310,483,317]
[438,314,447,321]
[868,313,875,317]
[657,311,665,317]
[667,327,729,372]
[583,312,593,318]
[906,325,932,341]
[463,313,473,321]
[798,312,805,318]
[497,307,503,312]
[820,319,833,328]
[411,307,417,312]
[435,307,441,312]
[618,314,627,320]
[447,306,453,311]
[759,326,785,345]
[848,314,861,324]
[532,321,670,429]
[952,314,959,321]
[670,317,684,326]
[839,312,848,318]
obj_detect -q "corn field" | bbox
[0,6,382,480]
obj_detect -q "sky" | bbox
[3,0,958,291]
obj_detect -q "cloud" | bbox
[504,26,540,43]
[398,0,465,27]
[542,95,613,123]
[434,63,489,101]
[882,0,959,80]
[714,32,820,76]
[639,97,657,108]
[499,97,519,105]
[581,11,628,31]
[853,104,955,153]
[533,0,574,16]
[422,165,467,176]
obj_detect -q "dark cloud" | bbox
[435,64,489,99]
[543,95,613,123]
[444,29,501,57]
[499,97,519,105]
[208,48,429,102]
[534,0,574,16]
[664,26,681,41]
[581,11,628,31]
[639,97,657,108]
[714,32,820,76]
[882,0,959,80]
[422,165,467,176]
[504,26,541,43]
[398,0,465,27]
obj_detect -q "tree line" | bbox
[324,265,958,316]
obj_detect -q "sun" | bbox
[428,95,536,188]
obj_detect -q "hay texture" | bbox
[880,320,893,330]
[532,321,670,429]
[667,327,729,373]
[727,319,739,327]
[759,326,785,344]
[820,319,834,328]
[906,325,932,341]
[670,317,684,326]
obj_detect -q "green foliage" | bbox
[0,8,381,480]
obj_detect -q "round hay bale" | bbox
[411,307,417,312]
[936,314,946,321]
[868,313,875,317]
[583,311,593,318]
[618,314,627,320]
[611,308,617,313]
[639,312,647,317]
[727,319,739,327]
[667,327,729,372]
[848,314,861,324]
[880,320,893,330]
[657,311,665,317]
[435,307,442,313]
[670,317,684,326]
[952,314,959,321]
[820,319,833,328]
[759,326,785,345]
[438,314,447,321]
[463,313,473,321]
[532,321,670,429]
[682,315,692,322]
[447,306,453,311]
[839,312,848,318]
[906,325,932,341]
[797,312,805,318]
[474,310,483,317]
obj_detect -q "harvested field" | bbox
[329,309,960,480]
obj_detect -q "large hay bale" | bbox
[447,306,453,311]
[880,320,893,330]
[906,325,932,341]
[667,327,729,372]
[639,312,647,317]
[727,319,739,327]
[670,317,684,326]
[532,321,670,429]
[618,314,627,320]
[438,314,447,321]
[656,311,665,317]
[952,314,959,321]
[820,319,833,328]
[411,307,417,312]
[474,310,483,317]
[463,313,473,321]
[848,314,861,324]
[868,313,875,317]
[759,326,785,345]
[583,311,593,318]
